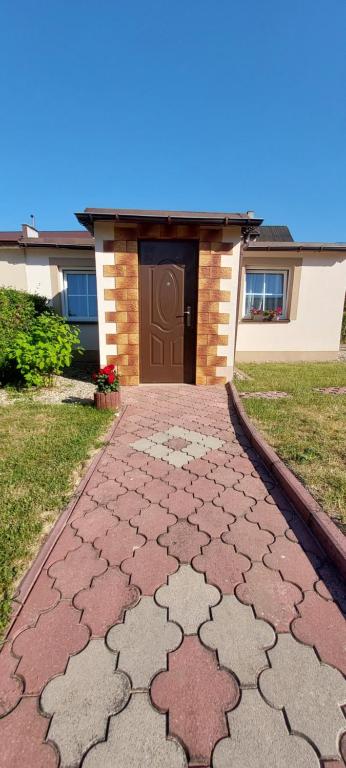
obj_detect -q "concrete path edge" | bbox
[2,406,127,643]
[228,382,346,578]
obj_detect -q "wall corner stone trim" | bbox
[98,229,234,386]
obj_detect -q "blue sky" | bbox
[0,0,345,240]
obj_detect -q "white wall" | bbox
[236,251,346,359]
[0,245,99,352]
[94,222,116,366]
[0,249,28,290]
[25,253,52,298]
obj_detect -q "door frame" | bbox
[138,239,199,384]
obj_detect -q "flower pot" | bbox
[250,314,265,322]
[94,390,120,410]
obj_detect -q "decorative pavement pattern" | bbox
[0,385,346,767]
[238,390,291,399]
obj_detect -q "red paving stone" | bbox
[1,384,345,767]
[161,488,203,518]
[214,486,253,517]
[7,572,60,639]
[44,524,82,567]
[187,476,223,502]
[48,543,107,598]
[130,503,177,538]
[107,489,149,518]
[12,602,89,694]
[184,458,216,476]
[264,536,320,591]
[89,478,127,504]
[188,502,234,537]
[145,458,171,478]
[234,475,274,500]
[158,520,209,562]
[74,568,140,636]
[117,468,152,491]
[193,539,251,593]
[151,636,239,766]
[121,539,179,594]
[223,518,274,561]
[292,591,346,674]
[206,464,243,486]
[0,642,23,715]
[94,521,145,565]
[245,499,292,536]
[71,507,118,542]
[166,466,197,488]
[236,562,302,632]
[140,478,171,503]
[0,697,58,768]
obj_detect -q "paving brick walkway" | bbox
[1,385,346,767]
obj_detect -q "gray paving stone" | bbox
[181,429,205,443]
[198,435,224,449]
[167,426,190,438]
[213,688,319,768]
[260,633,346,759]
[83,692,188,767]
[41,639,131,768]
[130,437,153,452]
[107,597,182,687]
[150,431,171,444]
[146,443,172,459]
[165,450,189,468]
[200,596,275,686]
[182,443,209,459]
[155,564,220,633]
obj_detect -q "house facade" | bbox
[0,209,345,384]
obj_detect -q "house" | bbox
[0,209,345,384]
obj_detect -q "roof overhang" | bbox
[246,241,346,252]
[75,208,263,234]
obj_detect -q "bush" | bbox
[8,313,83,387]
[341,310,346,345]
[0,288,51,382]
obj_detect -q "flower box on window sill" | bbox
[241,317,290,323]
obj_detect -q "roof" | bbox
[0,230,94,249]
[75,207,263,233]
[248,241,346,252]
[258,225,293,242]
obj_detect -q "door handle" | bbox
[184,306,192,327]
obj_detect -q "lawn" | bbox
[0,402,113,634]
[235,362,346,528]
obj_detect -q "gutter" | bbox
[247,243,346,252]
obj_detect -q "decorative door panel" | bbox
[139,241,197,383]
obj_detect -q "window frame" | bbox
[242,268,288,319]
[62,270,98,322]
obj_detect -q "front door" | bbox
[139,241,197,383]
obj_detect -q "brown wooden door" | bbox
[139,241,197,383]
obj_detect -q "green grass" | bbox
[235,363,346,527]
[0,402,113,634]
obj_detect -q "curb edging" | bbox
[228,382,346,578]
[3,405,128,642]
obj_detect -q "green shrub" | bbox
[8,313,83,387]
[341,310,346,345]
[0,288,51,381]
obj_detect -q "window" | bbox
[243,270,287,317]
[63,272,97,320]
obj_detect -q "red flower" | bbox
[103,364,115,374]
[107,372,115,384]
[92,372,98,381]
